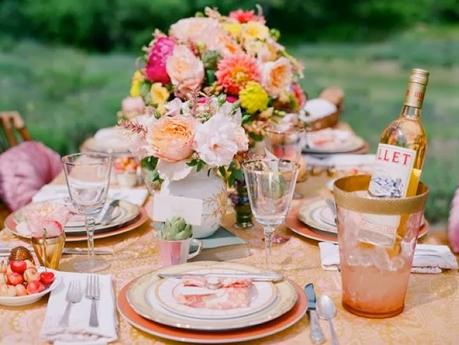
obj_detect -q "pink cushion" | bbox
[448,187,459,253]
[0,141,62,211]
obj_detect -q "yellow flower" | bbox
[150,83,169,106]
[241,22,269,41]
[223,22,242,39]
[239,81,269,114]
[130,70,144,97]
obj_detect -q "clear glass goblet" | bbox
[62,152,112,272]
[264,125,306,199]
[242,159,299,269]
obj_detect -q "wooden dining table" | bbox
[1,172,458,345]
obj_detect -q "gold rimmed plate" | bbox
[118,261,307,344]
[125,261,298,331]
[286,199,429,244]
[5,202,148,242]
[153,268,277,320]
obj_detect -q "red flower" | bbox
[145,36,175,84]
[229,10,262,24]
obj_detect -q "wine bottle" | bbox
[369,68,429,199]
[359,69,429,248]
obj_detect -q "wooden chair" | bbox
[0,111,32,227]
[0,111,32,152]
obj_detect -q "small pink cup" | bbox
[159,238,202,267]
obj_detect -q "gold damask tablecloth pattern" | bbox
[1,176,459,345]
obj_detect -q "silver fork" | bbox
[59,280,83,327]
[86,275,100,327]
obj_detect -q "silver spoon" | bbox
[317,295,340,345]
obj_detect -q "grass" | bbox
[0,24,458,223]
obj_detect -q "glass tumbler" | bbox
[333,175,429,318]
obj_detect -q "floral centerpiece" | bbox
[120,6,305,143]
[120,6,307,234]
[122,95,248,237]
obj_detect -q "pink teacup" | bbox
[159,238,202,267]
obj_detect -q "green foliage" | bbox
[227,161,244,187]
[140,156,159,170]
[1,0,459,51]
[187,158,206,172]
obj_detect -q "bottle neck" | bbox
[401,105,421,119]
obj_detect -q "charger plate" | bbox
[118,261,307,344]
[5,206,148,242]
[286,200,429,244]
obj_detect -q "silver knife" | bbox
[97,199,120,225]
[158,271,284,282]
[305,283,326,344]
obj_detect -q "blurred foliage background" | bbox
[1,0,458,50]
[0,0,458,222]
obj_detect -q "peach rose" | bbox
[166,45,204,98]
[148,115,195,162]
[261,57,293,97]
[170,17,219,47]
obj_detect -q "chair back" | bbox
[0,111,32,152]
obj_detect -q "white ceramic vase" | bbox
[162,170,227,238]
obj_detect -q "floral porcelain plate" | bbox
[124,261,298,331]
[153,268,277,320]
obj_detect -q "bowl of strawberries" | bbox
[0,258,60,306]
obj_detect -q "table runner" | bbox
[1,176,459,345]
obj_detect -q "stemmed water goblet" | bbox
[264,124,306,199]
[62,153,112,272]
[242,159,299,269]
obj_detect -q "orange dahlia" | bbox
[216,54,260,95]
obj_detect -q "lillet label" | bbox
[369,144,416,198]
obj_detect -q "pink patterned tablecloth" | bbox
[1,176,459,345]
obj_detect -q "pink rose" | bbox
[261,57,293,97]
[166,45,204,98]
[148,115,195,162]
[145,36,175,84]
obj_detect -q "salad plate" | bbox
[153,268,277,320]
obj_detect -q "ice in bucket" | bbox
[334,175,429,318]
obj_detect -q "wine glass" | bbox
[264,124,306,199]
[243,159,299,269]
[62,153,112,272]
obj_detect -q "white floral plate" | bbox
[153,268,277,320]
[0,271,61,307]
[126,262,297,331]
